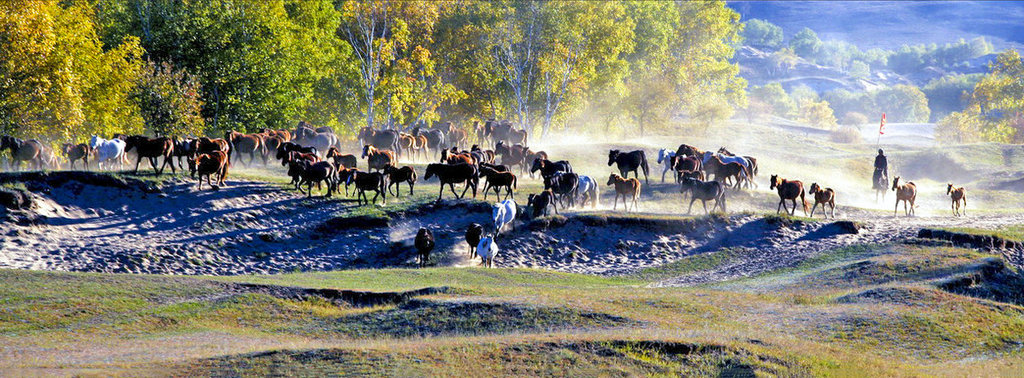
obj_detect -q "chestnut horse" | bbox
[770,175,808,216]
[62,143,92,170]
[607,173,641,212]
[947,183,966,217]
[891,176,917,217]
[195,151,229,190]
[361,145,394,172]
[808,183,836,219]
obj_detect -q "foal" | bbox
[891,176,917,217]
[947,183,966,217]
[606,173,641,212]
[808,183,837,219]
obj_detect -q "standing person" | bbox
[873,149,888,202]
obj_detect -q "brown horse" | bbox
[62,143,92,170]
[414,228,435,268]
[361,145,394,172]
[494,142,527,174]
[260,135,283,165]
[947,183,966,217]
[891,176,917,216]
[383,165,417,197]
[195,151,229,190]
[606,173,641,212]
[770,175,808,216]
[326,147,358,169]
[707,155,749,190]
[447,123,468,148]
[479,165,517,201]
[675,144,704,160]
[397,133,415,161]
[124,135,176,175]
[808,183,836,219]
[1,136,44,170]
[225,131,264,166]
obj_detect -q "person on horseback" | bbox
[873,149,888,200]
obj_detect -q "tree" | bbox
[98,0,341,133]
[749,83,795,117]
[132,61,204,137]
[922,74,982,121]
[789,27,821,59]
[742,19,782,50]
[1,0,144,142]
[536,1,632,137]
[795,99,837,129]
[872,85,930,123]
[848,60,870,80]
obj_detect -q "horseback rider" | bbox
[873,149,888,191]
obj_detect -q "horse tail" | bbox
[512,175,517,190]
[801,189,809,214]
[639,151,650,177]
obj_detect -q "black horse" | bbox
[424,163,479,201]
[680,177,726,214]
[608,149,650,184]
[543,171,579,209]
[530,158,573,179]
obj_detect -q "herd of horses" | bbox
[1,119,977,268]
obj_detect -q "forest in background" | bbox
[0,0,745,143]
[1,0,1021,145]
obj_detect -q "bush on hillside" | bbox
[840,111,869,126]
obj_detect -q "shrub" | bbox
[830,126,863,144]
[840,111,869,126]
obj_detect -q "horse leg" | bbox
[894,200,899,216]
[790,199,797,216]
[134,156,142,174]
[437,184,444,201]
[777,199,784,214]
[810,203,817,218]
[702,200,709,215]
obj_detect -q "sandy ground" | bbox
[2,171,1022,280]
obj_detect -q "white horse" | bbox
[476,235,498,268]
[657,148,676,183]
[576,175,599,208]
[492,199,517,236]
[89,135,126,170]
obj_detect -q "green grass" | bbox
[939,225,1024,242]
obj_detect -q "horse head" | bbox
[770,175,780,190]
[946,183,953,195]
[608,150,620,166]
[361,145,371,159]
[606,173,620,186]
[891,176,901,191]
[809,183,820,194]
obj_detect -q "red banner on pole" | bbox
[879,113,887,135]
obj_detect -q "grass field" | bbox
[2,240,1023,375]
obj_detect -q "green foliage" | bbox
[132,61,204,137]
[872,85,930,123]
[97,0,342,133]
[923,74,983,121]
[748,83,795,117]
[5,0,750,141]
[936,50,1024,143]
[741,18,783,50]
[0,0,145,142]
[887,38,993,75]
[795,99,837,129]
[789,27,821,59]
